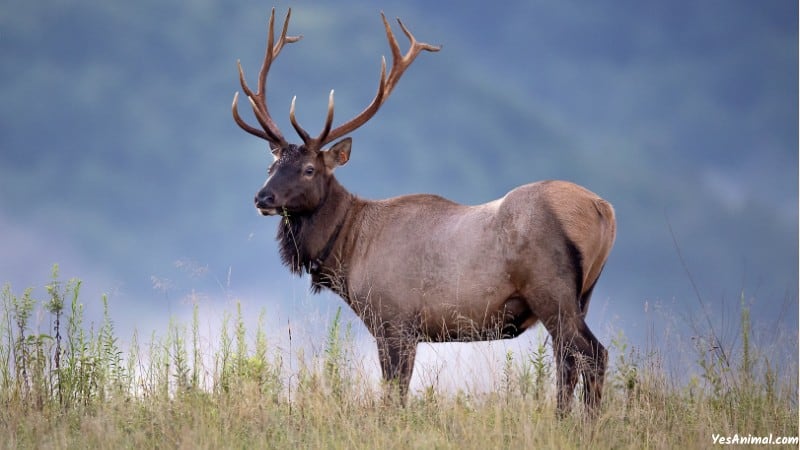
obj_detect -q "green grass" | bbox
[0,266,797,449]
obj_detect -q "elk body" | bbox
[232,9,616,416]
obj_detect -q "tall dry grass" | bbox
[0,266,797,449]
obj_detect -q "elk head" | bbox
[232,9,440,216]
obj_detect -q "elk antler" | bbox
[232,8,302,150]
[290,13,441,151]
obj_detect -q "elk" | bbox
[232,9,616,416]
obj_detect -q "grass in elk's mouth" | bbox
[0,265,797,449]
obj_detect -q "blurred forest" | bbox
[0,1,797,348]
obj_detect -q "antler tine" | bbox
[302,13,437,148]
[289,96,311,144]
[385,16,442,94]
[290,89,337,149]
[313,57,387,146]
[275,8,302,56]
[318,90,336,145]
[258,9,302,97]
[232,8,302,148]
[232,91,268,140]
[235,61,283,144]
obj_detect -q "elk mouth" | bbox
[257,207,280,216]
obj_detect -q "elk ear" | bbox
[269,142,282,159]
[323,137,351,170]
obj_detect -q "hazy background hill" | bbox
[1,0,797,363]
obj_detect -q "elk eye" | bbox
[303,166,315,176]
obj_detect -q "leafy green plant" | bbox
[323,306,350,400]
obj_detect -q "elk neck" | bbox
[276,176,358,293]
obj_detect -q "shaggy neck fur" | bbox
[276,176,355,293]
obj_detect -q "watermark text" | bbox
[712,433,799,445]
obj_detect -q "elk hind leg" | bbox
[547,316,606,417]
[577,322,607,415]
[550,329,580,417]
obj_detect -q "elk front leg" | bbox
[376,332,417,405]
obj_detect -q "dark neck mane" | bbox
[276,177,354,293]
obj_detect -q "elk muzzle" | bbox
[254,187,279,216]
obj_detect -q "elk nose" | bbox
[254,189,275,208]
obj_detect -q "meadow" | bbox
[1,266,797,449]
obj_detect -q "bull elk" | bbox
[232,8,616,416]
